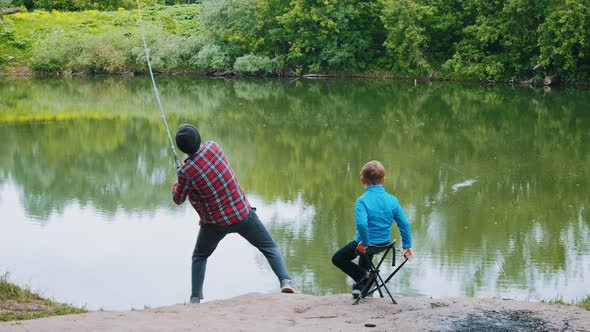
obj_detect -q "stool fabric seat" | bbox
[353,239,408,305]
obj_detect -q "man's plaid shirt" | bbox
[173,141,251,226]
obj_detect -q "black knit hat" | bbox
[175,124,201,155]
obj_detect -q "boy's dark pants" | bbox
[332,241,372,283]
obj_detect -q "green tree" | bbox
[380,0,434,76]
[418,0,469,68]
[538,0,590,81]
[200,0,259,57]
[442,0,547,80]
[276,0,385,71]
[200,0,386,72]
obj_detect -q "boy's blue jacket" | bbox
[354,185,412,248]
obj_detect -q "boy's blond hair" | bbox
[361,160,386,185]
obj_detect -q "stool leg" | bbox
[380,279,397,304]
[374,274,385,298]
[352,245,404,305]
[363,273,378,297]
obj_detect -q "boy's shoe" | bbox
[190,297,200,304]
[352,282,365,299]
[352,275,371,299]
[280,279,299,294]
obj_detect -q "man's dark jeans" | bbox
[331,240,372,283]
[191,209,291,300]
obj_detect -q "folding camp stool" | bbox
[353,239,409,305]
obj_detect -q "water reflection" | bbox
[0,77,589,309]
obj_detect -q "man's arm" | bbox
[172,171,190,205]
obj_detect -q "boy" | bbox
[172,124,297,303]
[332,160,413,298]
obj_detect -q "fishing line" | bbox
[136,0,180,168]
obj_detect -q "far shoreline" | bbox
[2,66,590,88]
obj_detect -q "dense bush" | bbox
[30,32,83,73]
[132,27,186,71]
[191,44,229,72]
[77,31,136,73]
[31,25,202,74]
[234,54,273,75]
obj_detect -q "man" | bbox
[172,124,297,304]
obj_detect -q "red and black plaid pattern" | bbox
[173,141,250,226]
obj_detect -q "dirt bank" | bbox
[1,293,589,331]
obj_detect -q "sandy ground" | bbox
[1,293,589,332]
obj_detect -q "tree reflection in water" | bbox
[0,77,588,302]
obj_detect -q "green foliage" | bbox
[199,0,386,72]
[198,0,590,79]
[191,43,229,71]
[538,0,590,81]
[30,31,84,73]
[132,26,185,71]
[78,30,136,73]
[3,1,590,80]
[32,29,137,74]
[233,53,273,75]
[32,24,204,74]
[199,0,258,56]
[5,6,201,74]
[140,4,201,36]
[380,0,434,76]
[276,0,385,71]
[441,0,543,80]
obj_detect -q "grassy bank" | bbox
[579,297,590,311]
[0,274,86,321]
[580,298,590,311]
[0,5,201,74]
[543,296,590,311]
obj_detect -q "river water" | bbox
[0,77,588,310]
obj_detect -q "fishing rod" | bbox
[136,0,181,168]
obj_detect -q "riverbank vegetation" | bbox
[544,296,590,311]
[0,273,86,321]
[1,0,589,82]
[579,297,590,310]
